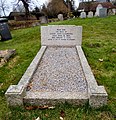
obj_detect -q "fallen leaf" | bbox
[38,105,49,109]
[35,117,40,120]
[25,106,38,110]
[99,59,103,62]
[60,110,65,118]
[60,116,64,120]
[48,106,55,109]
[0,83,3,89]
[45,114,49,117]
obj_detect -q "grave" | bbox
[87,11,93,18]
[0,22,12,41]
[5,25,108,108]
[95,4,103,17]
[99,8,107,17]
[58,14,64,21]
[80,12,86,18]
[39,16,48,24]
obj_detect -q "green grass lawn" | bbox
[0,16,116,120]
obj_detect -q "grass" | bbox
[0,16,116,120]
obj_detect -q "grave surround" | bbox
[5,25,108,108]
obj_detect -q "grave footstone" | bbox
[80,12,86,18]
[58,14,64,21]
[0,19,12,41]
[87,11,93,18]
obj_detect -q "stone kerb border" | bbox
[5,25,108,107]
[76,46,108,107]
[5,46,47,106]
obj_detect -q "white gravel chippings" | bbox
[28,47,87,93]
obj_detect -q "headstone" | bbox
[112,9,116,15]
[95,4,103,16]
[41,25,82,46]
[108,9,116,15]
[99,8,107,17]
[39,16,48,24]
[87,11,93,18]
[0,23,12,41]
[58,14,64,21]
[80,12,86,18]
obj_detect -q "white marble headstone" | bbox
[87,11,93,18]
[58,14,64,21]
[41,25,82,46]
[95,4,103,16]
[80,12,86,18]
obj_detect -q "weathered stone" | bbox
[95,4,103,17]
[58,14,64,21]
[99,8,107,17]
[87,11,93,18]
[80,12,86,18]
[39,16,48,24]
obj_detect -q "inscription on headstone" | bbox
[48,28,75,41]
[41,25,82,46]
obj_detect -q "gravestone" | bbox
[80,12,86,18]
[108,9,116,16]
[99,8,107,17]
[58,14,64,21]
[87,11,93,18]
[0,22,12,41]
[112,9,116,15]
[5,25,108,108]
[39,16,48,24]
[41,25,82,46]
[95,4,103,16]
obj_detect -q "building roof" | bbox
[9,12,25,17]
[78,2,116,11]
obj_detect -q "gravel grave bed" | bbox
[27,47,87,93]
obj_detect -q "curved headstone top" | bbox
[41,25,82,46]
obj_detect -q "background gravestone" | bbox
[0,22,12,41]
[95,4,103,16]
[39,16,48,24]
[80,12,86,18]
[99,8,107,17]
[112,9,116,15]
[87,11,93,18]
[58,14,64,21]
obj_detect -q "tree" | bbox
[13,3,25,12]
[0,0,9,16]
[19,0,29,18]
[65,0,75,12]
[46,0,70,18]
[13,0,30,19]
[31,6,43,20]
